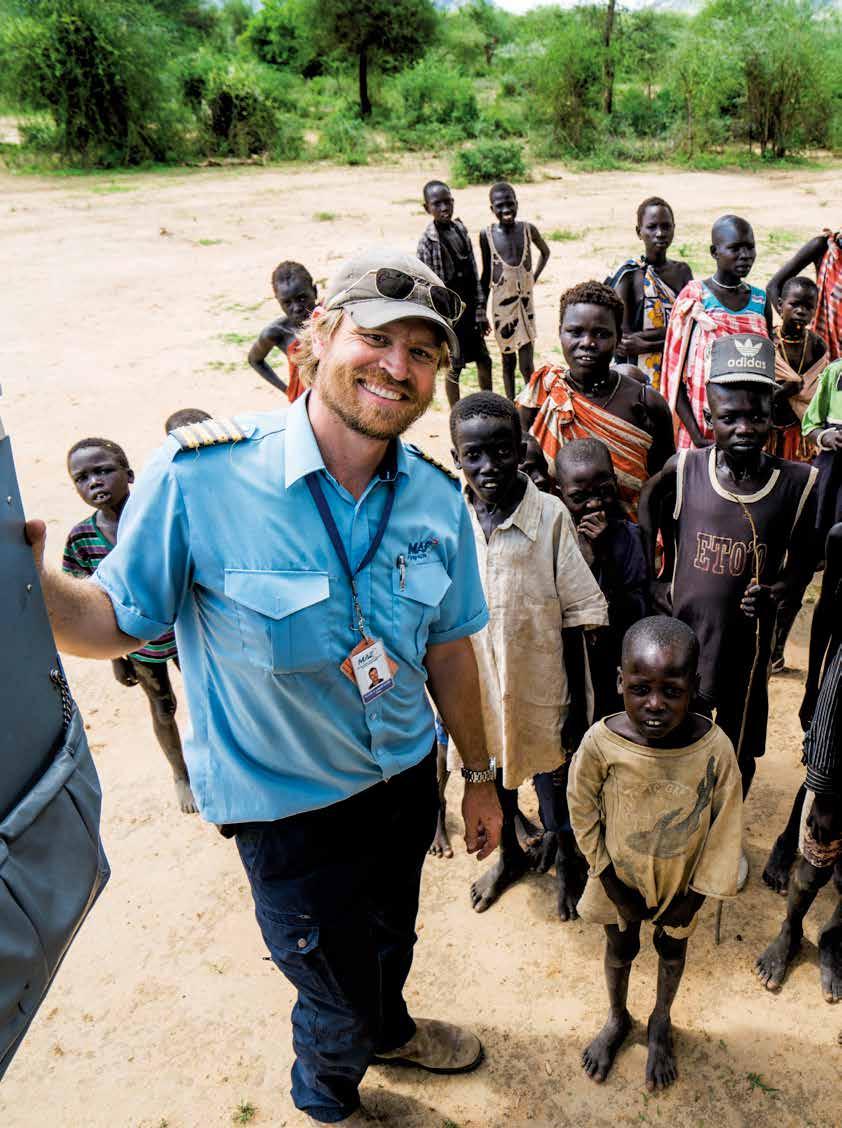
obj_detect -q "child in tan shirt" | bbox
[568,616,742,1092]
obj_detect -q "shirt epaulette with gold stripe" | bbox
[405,443,459,483]
[169,417,255,452]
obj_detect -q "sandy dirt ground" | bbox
[1,158,840,1128]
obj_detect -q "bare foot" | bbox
[754,922,801,991]
[428,810,453,859]
[470,848,529,913]
[556,836,587,922]
[819,920,842,1003]
[514,807,543,849]
[762,835,796,895]
[525,830,557,874]
[581,1010,632,1083]
[174,778,198,814]
[645,1015,678,1091]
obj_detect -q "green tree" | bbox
[524,15,604,154]
[311,0,438,117]
[241,0,316,72]
[0,0,182,164]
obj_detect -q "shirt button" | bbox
[297,938,307,949]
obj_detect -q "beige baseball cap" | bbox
[324,246,461,354]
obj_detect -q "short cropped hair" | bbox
[622,615,700,673]
[165,408,211,433]
[67,437,129,469]
[555,437,614,477]
[450,391,521,446]
[636,196,674,226]
[490,181,516,200]
[422,179,449,203]
[781,275,819,301]
[558,280,624,335]
[711,214,751,243]
[272,260,314,293]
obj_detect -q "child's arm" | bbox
[642,386,677,475]
[801,523,842,729]
[803,365,842,449]
[638,455,679,612]
[767,234,828,308]
[741,470,819,620]
[763,291,775,336]
[529,224,550,284]
[248,319,295,394]
[689,738,743,900]
[479,228,491,310]
[674,381,708,447]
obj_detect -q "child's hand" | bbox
[620,332,650,357]
[578,510,608,543]
[806,794,840,846]
[740,583,777,619]
[658,889,704,928]
[821,429,842,451]
[111,657,138,687]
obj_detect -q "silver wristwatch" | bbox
[461,756,497,784]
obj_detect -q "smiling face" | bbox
[560,302,617,381]
[313,313,439,440]
[619,641,697,745]
[711,220,756,278]
[451,414,522,508]
[424,184,454,227]
[779,283,817,335]
[705,384,772,460]
[275,272,317,326]
[490,187,518,228]
[637,204,675,260]
[68,445,133,511]
[556,454,618,524]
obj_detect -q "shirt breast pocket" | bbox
[392,560,452,654]
[224,569,331,674]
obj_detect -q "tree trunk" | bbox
[603,0,616,116]
[358,44,371,118]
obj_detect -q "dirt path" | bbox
[0,160,839,1127]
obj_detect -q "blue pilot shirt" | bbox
[92,393,488,823]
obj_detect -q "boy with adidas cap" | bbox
[640,334,819,823]
[26,246,501,1125]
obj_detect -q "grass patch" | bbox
[206,360,239,373]
[547,228,581,242]
[765,229,801,253]
[197,238,225,246]
[232,1101,257,1124]
[217,332,253,346]
[313,211,336,221]
[747,1072,779,1095]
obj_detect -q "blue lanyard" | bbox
[306,472,396,638]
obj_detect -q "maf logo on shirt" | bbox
[407,537,439,561]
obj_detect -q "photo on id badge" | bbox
[353,639,395,703]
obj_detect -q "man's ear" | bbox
[127,468,135,485]
[775,296,783,315]
[451,446,462,471]
[709,242,717,260]
[310,305,327,358]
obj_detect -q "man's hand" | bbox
[25,518,47,574]
[740,582,777,619]
[658,888,704,928]
[807,794,840,846]
[462,780,502,860]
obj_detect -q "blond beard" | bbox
[316,358,433,440]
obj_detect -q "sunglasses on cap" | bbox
[328,267,465,323]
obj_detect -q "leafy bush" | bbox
[452,139,527,184]
[240,0,320,75]
[613,86,678,139]
[317,112,369,165]
[0,0,187,165]
[523,17,605,156]
[387,57,479,148]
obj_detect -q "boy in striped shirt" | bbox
[63,437,196,813]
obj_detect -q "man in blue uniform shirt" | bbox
[27,248,503,1125]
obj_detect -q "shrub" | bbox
[317,112,369,165]
[387,57,480,149]
[452,139,527,184]
[523,18,605,156]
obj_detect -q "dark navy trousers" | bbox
[235,749,438,1123]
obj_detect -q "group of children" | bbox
[60,188,842,1096]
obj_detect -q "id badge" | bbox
[340,637,397,703]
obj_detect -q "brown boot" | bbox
[371,1018,483,1075]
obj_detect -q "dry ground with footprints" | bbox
[1,159,840,1127]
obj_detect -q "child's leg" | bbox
[501,352,517,401]
[470,770,529,913]
[517,343,534,385]
[755,857,834,990]
[818,858,842,1003]
[428,716,452,859]
[582,922,639,1083]
[646,929,688,1091]
[130,659,197,814]
[533,762,587,922]
[762,783,807,894]
[475,355,493,393]
[445,365,462,407]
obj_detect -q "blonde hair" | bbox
[294,308,451,390]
